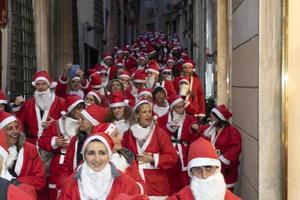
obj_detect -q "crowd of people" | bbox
[0,32,242,200]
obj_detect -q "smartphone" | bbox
[68,64,80,79]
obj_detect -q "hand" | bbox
[64,63,73,72]
[77,68,84,79]
[191,123,199,131]
[136,153,154,164]
[15,96,25,106]
[55,137,68,148]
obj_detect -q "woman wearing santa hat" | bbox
[38,95,85,199]
[84,90,108,107]
[0,111,46,199]
[152,86,169,117]
[200,104,242,191]
[168,138,240,200]
[58,132,141,200]
[123,99,178,199]
[105,92,132,136]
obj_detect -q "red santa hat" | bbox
[118,71,131,80]
[32,71,52,86]
[153,85,167,97]
[98,66,108,74]
[138,88,153,99]
[163,65,172,73]
[81,132,114,160]
[92,123,117,136]
[62,95,85,115]
[0,90,8,105]
[0,129,9,161]
[90,73,102,89]
[182,59,194,68]
[102,52,113,60]
[133,70,146,83]
[133,99,151,112]
[137,53,147,61]
[146,60,159,74]
[115,59,125,68]
[88,68,99,77]
[211,104,232,121]
[109,92,129,108]
[187,137,221,177]
[86,91,102,104]
[166,56,175,64]
[168,94,184,110]
[80,104,104,126]
[179,77,190,85]
[0,111,17,129]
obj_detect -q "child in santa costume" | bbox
[0,111,46,199]
[167,137,240,200]
[0,128,37,200]
[58,132,141,200]
[200,104,242,191]
[157,94,201,194]
[38,95,85,199]
[123,99,178,199]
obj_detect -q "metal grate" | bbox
[10,0,36,99]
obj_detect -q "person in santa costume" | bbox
[173,60,206,118]
[58,132,141,200]
[167,137,240,200]
[0,129,37,200]
[13,71,65,145]
[137,88,153,103]
[123,99,178,199]
[145,60,176,97]
[84,90,107,107]
[109,79,125,94]
[157,94,201,194]
[200,104,241,191]
[55,63,89,99]
[56,103,107,191]
[38,95,85,199]
[0,111,46,199]
[92,123,146,194]
[104,92,132,136]
[118,70,132,90]
[152,86,169,117]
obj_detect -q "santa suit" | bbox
[167,186,241,200]
[55,75,89,99]
[155,80,176,97]
[38,118,77,199]
[14,95,65,145]
[201,124,242,188]
[0,177,36,200]
[58,164,141,200]
[123,125,178,198]
[157,112,200,193]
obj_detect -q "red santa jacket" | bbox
[167,185,241,200]
[15,95,65,144]
[58,164,141,200]
[12,142,46,191]
[201,124,242,187]
[122,125,178,197]
[0,178,36,200]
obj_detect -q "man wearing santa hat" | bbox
[0,129,37,200]
[55,63,89,99]
[152,86,169,117]
[13,71,65,145]
[157,94,201,193]
[0,111,46,199]
[57,104,107,191]
[200,104,242,191]
[38,95,85,199]
[168,137,240,200]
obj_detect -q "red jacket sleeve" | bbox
[221,127,242,162]
[55,75,69,99]
[38,121,59,152]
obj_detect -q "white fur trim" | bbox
[136,182,144,194]
[0,100,7,104]
[81,135,112,159]
[219,155,231,165]
[0,146,8,160]
[104,123,117,135]
[133,100,151,112]
[182,62,194,67]
[133,79,146,83]
[109,102,126,108]
[184,101,190,108]
[179,79,189,85]
[169,98,184,109]
[146,68,159,74]
[211,108,226,121]
[226,182,236,188]
[148,196,168,200]
[81,110,99,126]
[58,75,69,84]
[51,136,58,150]
[67,99,85,113]
[32,77,50,86]
[12,105,21,112]
[92,84,102,89]
[138,91,152,98]
[81,80,89,89]
[48,184,56,189]
[14,148,24,176]
[153,153,159,168]
[87,91,101,104]
[188,158,221,177]
[0,116,17,128]
[118,74,130,79]
[72,76,80,81]
[104,56,113,60]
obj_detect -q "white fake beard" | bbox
[111,153,129,172]
[63,117,80,139]
[203,121,217,137]
[131,123,152,142]
[34,89,52,111]
[179,84,190,97]
[190,172,226,200]
[69,90,84,99]
[79,162,113,200]
[153,104,169,117]
[7,145,18,168]
[146,76,155,88]
[101,78,109,87]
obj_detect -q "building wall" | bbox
[231,0,259,199]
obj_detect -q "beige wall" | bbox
[287,0,300,199]
[231,0,259,199]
